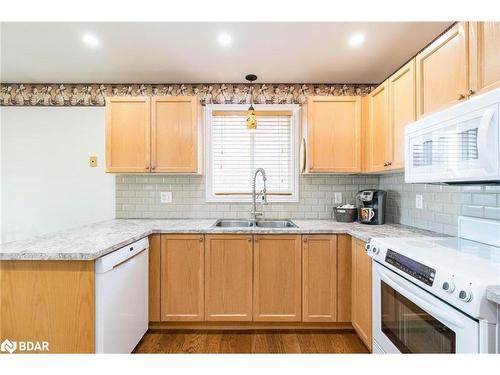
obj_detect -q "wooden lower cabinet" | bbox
[337,234,352,322]
[351,237,373,351]
[160,234,204,321]
[205,235,253,321]
[302,235,338,322]
[253,235,302,322]
[0,260,95,353]
[148,234,161,322]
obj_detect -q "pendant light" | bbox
[245,74,258,131]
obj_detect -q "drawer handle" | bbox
[458,93,466,100]
[468,89,475,96]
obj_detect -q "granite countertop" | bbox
[0,218,443,261]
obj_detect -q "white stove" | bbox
[367,216,500,353]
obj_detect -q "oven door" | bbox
[372,261,479,353]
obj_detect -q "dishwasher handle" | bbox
[95,237,149,274]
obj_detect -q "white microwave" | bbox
[405,88,500,184]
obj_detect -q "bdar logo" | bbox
[1,339,17,354]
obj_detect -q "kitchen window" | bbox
[205,104,300,202]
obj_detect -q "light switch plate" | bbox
[160,192,172,203]
[415,194,423,209]
[334,192,342,204]
[89,156,97,167]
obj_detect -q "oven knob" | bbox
[372,247,380,255]
[365,243,371,252]
[442,281,455,293]
[458,289,473,302]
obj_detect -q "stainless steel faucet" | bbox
[251,168,268,222]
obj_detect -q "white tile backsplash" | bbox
[115,175,379,220]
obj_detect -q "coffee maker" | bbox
[356,189,387,225]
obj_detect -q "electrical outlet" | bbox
[334,192,342,204]
[89,156,97,167]
[160,192,172,203]
[415,194,423,209]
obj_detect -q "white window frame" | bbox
[205,104,300,203]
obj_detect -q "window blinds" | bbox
[211,111,293,195]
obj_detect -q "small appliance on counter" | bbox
[333,204,357,222]
[356,189,387,225]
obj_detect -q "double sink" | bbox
[213,219,298,228]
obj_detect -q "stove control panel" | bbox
[385,249,436,286]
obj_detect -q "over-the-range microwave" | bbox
[405,88,500,184]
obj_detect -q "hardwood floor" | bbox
[133,329,369,354]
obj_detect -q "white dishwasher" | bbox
[95,237,149,353]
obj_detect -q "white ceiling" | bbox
[0,22,452,84]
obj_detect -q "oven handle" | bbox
[377,266,466,329]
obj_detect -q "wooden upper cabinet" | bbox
[302,235,338,322]
[365,81,390,172]
[304,96,362,173]
[253,235,302,322]
[105,97,151,173]
[351,237,372,351]
[160,234,204,321]
[469,21,500,96]
[416,22,468,118]
[205,235,253,321]
[387,59,416,170]
[151,96,200,173]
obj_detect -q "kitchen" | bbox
[1,2,500,372]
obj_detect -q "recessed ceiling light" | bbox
[348,33,365,47]
[82,33,100,48]
[217,33,232,46]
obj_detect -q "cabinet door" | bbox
[366,82,390,172]
[351,237,372,351]
[148,234,161,322]
[160,234,204,321]
[469,21,500,96]
[388,59,416,170]
[105,97,151,173]
[253,235,302,321]
[337,234,352,322]
[302,235,337,322]
[151,96,199,173]
[306,96,361,173]
[205,235,253,321]
[416,22,468,118]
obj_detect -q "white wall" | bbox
[1,107,115,243]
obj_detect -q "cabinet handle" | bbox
[387,161,392,166]
[458,94,466,100]
[247,237,252,242]
[383,162,388,167]
[151,165,156,171]
[304,237,308,243]
[468,89,475,96]
[199,237,204,242]
[145,165,150,170]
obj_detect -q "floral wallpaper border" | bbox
[0,83,375,107]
